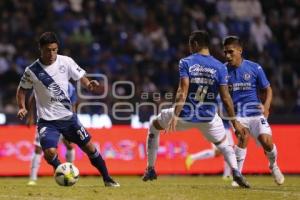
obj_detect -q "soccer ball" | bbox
[54,162,79,186]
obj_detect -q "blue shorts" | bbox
[37,114,91,150]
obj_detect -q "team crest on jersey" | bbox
[59,65,66,73]
[243,73,251,81]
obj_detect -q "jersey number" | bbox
[77,127,88,140]
[195,86,208,102]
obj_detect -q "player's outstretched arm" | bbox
[167,77,189,133]
[16,86,29,120]
[80,76,100,92]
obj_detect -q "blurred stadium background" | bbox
[0,0,299,180]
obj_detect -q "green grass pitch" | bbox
[0,175,299,200]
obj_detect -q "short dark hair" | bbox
[39,32,59,47]
[223,36,242,47]
[189,30,210,49]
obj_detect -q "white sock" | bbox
[265,144,277,169]
[223,160,232,177]
[234,145,247,172]
[146,121,160,168]
[216,140,238,170]
[190,149,215,161]
[29,153,42,181]
[66,149,75,163]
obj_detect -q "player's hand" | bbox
[166,116,178,133]
[232,120,247,139]
[88,80,99,92]
[258,104,269,118]
[17,108,28,120]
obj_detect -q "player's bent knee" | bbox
[80,141,96,154]
[44,148,57,161]
[152,118,163,131]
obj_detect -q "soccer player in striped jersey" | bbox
[27,82,76,186]
[17,32,119,187]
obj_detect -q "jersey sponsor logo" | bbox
[243,73,251,81]
[189,64,216,77]
[48,82,62,96]
[59,65,66,73]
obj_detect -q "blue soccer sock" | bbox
[88,149,111,181]
[47,154,61,170]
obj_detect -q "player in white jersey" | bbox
[142,30,250,188]
[17,32,119,187]
[223,36,284,186]
[27,83,76,186]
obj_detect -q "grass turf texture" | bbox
[0,175,299,200]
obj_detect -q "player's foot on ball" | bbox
[27,180,37,186]
[185,155,194,170]
[142,166,157,181]
[271,165,284,185]
[104,178,120,187]
[232,169,250,188]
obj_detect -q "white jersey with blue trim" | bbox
[19,55,85,120]
[226,59,270,117]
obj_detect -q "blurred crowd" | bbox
[0,0,299,123]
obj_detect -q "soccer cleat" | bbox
[104,178,120,187]
[231,181,239,187]
[232,169,250,188]
[222,175,233,181]
[27,180,37,186]
[271,165,284,185]
[142,167,157,181]
[185,155,194,170]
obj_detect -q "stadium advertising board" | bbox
[0,125,299,176]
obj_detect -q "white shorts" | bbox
[212,128,234,150]
[157,108,226,143]
[237,115,272,140]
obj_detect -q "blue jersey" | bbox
[179,53,228,122]
[226,59,270,117]
[68,83,77,105]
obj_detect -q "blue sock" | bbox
[88,149,110,181]
[47,154,61,170]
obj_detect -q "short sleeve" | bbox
[19,67,33,89]
[256,65,270,89]
[179,59,189,78]
[217,64,228,85]
[67,57,86,81]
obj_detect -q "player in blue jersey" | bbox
[223,36,284,185]
[16,32,119,187]
[27,82,76,186]
[142,30,250,188]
